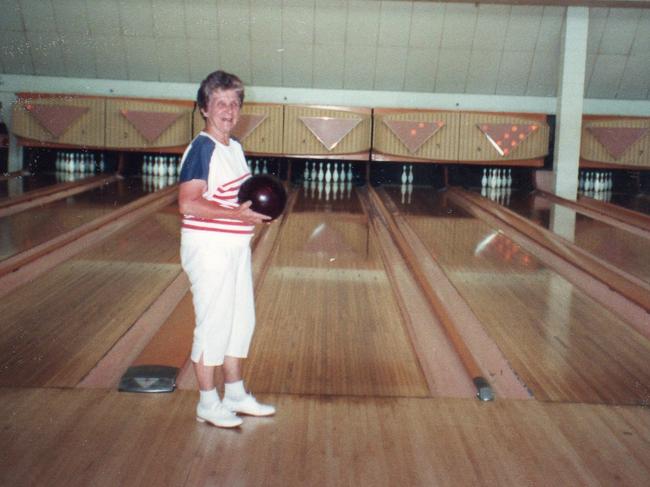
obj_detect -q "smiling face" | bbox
[202,88,242,145]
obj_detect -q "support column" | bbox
[553,7,589,201]
[0,92,22,173]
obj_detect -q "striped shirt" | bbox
[179,132,253,238]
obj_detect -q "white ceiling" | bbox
[0,0,649,100]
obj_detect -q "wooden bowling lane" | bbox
[381,186,650,405]
[506,190,650,286]
[0,177,157,263]
[0,172,60,201]
[243,185,431,398]
[1,387,649,486]
[0,204,182,388]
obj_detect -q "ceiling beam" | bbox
[406,0,650,8]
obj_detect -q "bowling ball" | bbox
[237,174,287,221]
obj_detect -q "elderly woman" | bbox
[178,70,274,428]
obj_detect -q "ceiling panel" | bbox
[344,45,376,89]
[313,43,345,89]
[441,4,477,50]
[282,42,314,88]
[504,6,544,51]
[156,37,190,82]
[118,0,154,37]
[251,0,282,45]
[53,0,90,35]
[618,54,650,98]
[219,39,251,82]
[314,1,347,45]
[404,47,437,92]
[497,50,533,95]
[86,0,122,36]
[152,0,187,39]
[61,34,97,78]
[378,1,411,47]
[346,1,380,47]
[125,36,159,80]
[375,46,408,90]
[94,35,128,79]
[436,48,470,93]
[188,41,220,82]
[0,0,23,32]
[251,40,283,86]
[409,2,444,48]
[599,8,640,54]
[0,1,648,101]
[28,31,66,76]
[0,29,32,74]
[19,0,56,33]
[587,53,627,98]
[282,0,315,45]
[185,0,219,40]
[466,49,501,94]
[472,5,511,51]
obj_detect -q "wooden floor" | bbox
[1,387,649,486]
[1,178,649,486]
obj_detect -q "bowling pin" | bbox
[408,165,414,184]
[401,165,407,185]
[481,168,487,188]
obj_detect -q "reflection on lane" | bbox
[505,191,650,285]
[599,192,650,216]
[0,173,62,200]
[0,177,157,261]
[385,185,650,405]
[246,185,430,398]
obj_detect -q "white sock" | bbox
[199,388,219,407]
[225,380,246,400]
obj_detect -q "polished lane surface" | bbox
[505,190,650,285]
[0,177,157,262]
[245,185,431,398]
[383,185,650,405]
[0,173,64,201]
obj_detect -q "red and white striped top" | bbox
[179,133,254,240]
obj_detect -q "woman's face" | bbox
[202,88,241,143]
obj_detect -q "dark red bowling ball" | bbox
[237,174,287,221]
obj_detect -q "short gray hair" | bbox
[196,70,245,116]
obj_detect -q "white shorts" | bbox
[180,231,255,366]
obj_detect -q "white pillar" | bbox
[0,92,22,173]
[553,7,589,201]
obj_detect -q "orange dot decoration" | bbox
[503,148,510,155]
[504,133,510,139]
[410,128,417,136]
[418,122,425,128]
[511,125,518,132]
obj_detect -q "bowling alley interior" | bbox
[1,1,650,485]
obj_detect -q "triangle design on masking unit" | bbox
[299,116,362,151]
[121,110,183,143]
[477,123,539,157]
[383,119,445,154]
[232,114,268,141]
[586,126,649,160]
[26,104,89,138]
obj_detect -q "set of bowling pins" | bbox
[481,167,513,190]
[399,164,415,204]
[248,158,270,176]
[141,155,180,192]
[579,170,613,194]
[55,151,104,174]
[142,155,180,178]
[302,161,355,202]
[303,161,354,184]
[480,168,513,205]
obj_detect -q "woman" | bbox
[178,70,274,428]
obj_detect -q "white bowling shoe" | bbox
[222,393,276,417]
[196,402,243,428]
